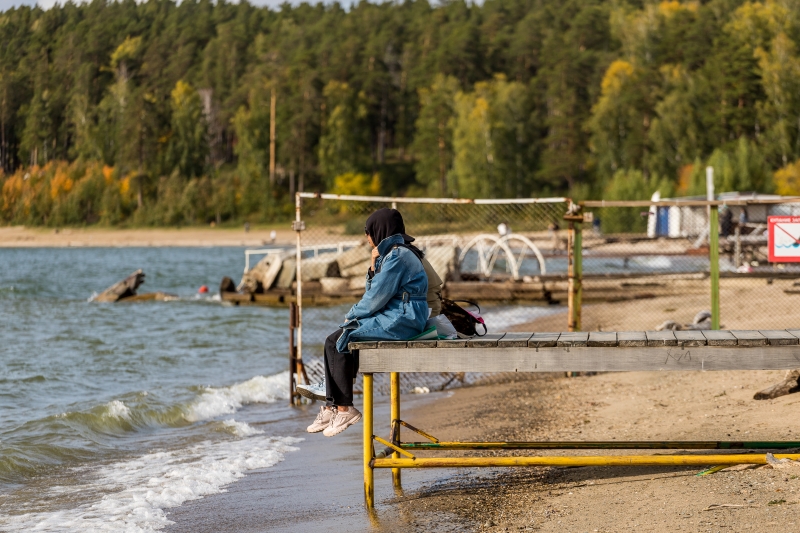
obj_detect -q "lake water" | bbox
[0,246,562,531]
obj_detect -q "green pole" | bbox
[574,222,582,332]
[709,206,720,330]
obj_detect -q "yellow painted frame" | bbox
[361,371,800,508]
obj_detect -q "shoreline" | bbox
[0,226,300,248]
[165,368,800,532]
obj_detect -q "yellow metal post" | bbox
[372,454,800,469]
[390,372,401,489]
[363,373,374,508]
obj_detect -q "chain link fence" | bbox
[232,193,800,399]
[581,199,800,333]
[293,193,570,394]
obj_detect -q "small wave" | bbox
[0,434,302,532]
[221,419,264,437]
[102,400,131,421]
[184,372,290,422]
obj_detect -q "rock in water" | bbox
[94,270,145,302]
[219,277,237,293]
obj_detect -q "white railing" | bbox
[244,240,363,273]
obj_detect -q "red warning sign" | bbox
[768,216,800,262]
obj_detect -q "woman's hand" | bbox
[370,247,380,272]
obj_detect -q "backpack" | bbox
[441,299,487,337]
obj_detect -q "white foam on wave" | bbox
[184,371,290,422]
[102,400,132,420]
[221,419,264,437]
[2,434,302,532]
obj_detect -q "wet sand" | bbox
[164,391,454,533]
[165,368,800,532]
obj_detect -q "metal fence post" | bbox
[293,193,305,386]
[709,206,720,330]
[566,205,582,332]
[573,222,583,331]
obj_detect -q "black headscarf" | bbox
[365,208,424,259]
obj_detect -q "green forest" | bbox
[2,0,800,226]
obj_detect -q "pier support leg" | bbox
[363,373,374,508]
[390,372,402,489]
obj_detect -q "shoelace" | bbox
[314,407,329,424]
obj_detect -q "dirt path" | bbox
[389,370,800,532]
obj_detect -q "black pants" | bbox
[324,329,359,407]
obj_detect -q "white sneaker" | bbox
[296,380,326,401]
[307,406,334,433]
[323,406,362,437]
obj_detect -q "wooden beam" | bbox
[557,332,589,347]
[359,345,800,373]
[497,332,533,347]
[618,331,647,347]
[760,330,800,346]
[646,330,677,346]
[468,333,506,348]
[528,332,560,348]
[588,331,617,347]
[731,330,767,346]
[674,330,707,347]
[703,330,737,346]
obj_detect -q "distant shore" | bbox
[0,226,301,248]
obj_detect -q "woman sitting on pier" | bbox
[297,208,428,436]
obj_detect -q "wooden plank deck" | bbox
[674,330,707,347]
[353,329,800,374]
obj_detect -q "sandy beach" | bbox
[0,226,299,247]
[162,367,800,532]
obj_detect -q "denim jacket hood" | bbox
[336,233,428,353]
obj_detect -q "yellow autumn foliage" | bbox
[332,172,381,196]
[50,166,74,200]
[774,159,800,196]
[600,60,635,95]
[658,1,698,18]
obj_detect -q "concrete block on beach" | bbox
[336,244,371,273]
[424,245,458,282]
[238,252,288,293]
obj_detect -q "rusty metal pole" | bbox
[293,193,305,387]
[289,302,297,406]
[567,221,576,332]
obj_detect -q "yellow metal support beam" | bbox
[398,420,439,443]
[399,440,800,450]
[372,454,800,469]
[363,373,374,508]
[374,435,415,459]
[390,372,401,489]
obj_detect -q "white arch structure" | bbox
[457,234,547,280]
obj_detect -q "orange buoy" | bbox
[198,285,209,294]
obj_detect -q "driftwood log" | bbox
[754,369,800,400]
[94,270,145,302]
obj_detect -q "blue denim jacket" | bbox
[336,234,428,353]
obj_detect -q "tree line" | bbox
[2,0,800,227]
